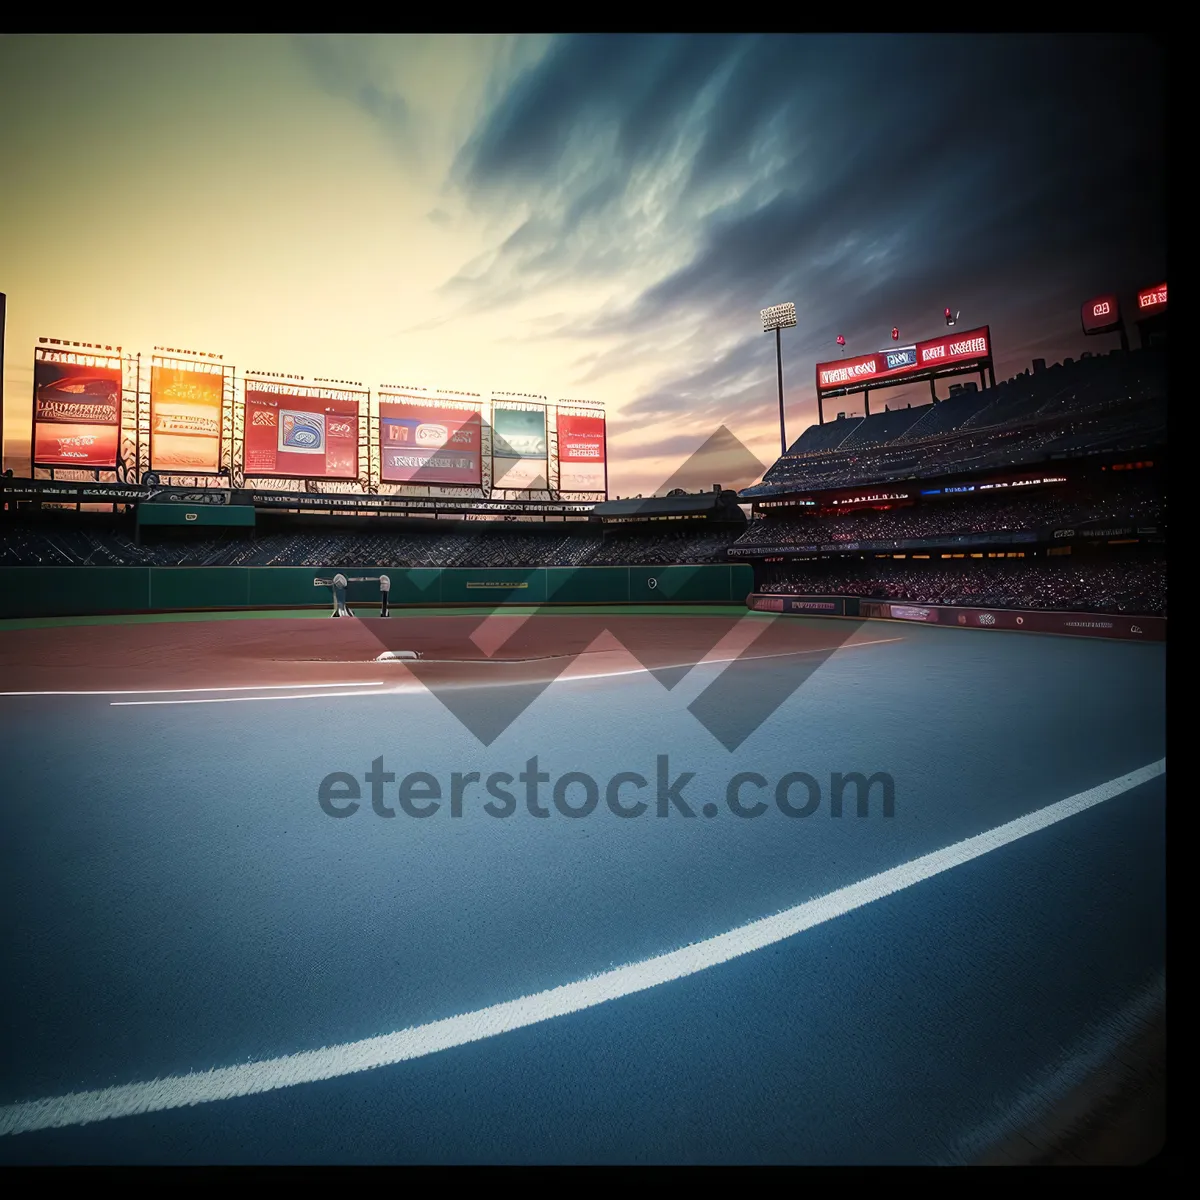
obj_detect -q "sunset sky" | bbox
[0,34,1166,496]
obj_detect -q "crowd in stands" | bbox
[743,348,1166,496]
[759,556,1166,617]
[0,521,744,569]
[733,478,1164,548]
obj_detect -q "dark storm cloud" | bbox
[454,33,1165,426]
[457,34,740,189]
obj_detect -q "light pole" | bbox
[0,292,6,476]
[761,302,796,456]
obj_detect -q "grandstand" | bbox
[731,474,1164,550]
[757,555,1167,618]
[717,334,1167,621]
[0,517,746,570]
[743,347,1166,497]
[0,478,748,570]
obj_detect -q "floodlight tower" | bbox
[0,292,6,476]
[761,301,797,456]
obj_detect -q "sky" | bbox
[0,33,1166,496]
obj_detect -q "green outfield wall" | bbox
[0,564,753,618]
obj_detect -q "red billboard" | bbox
[1136,282,1167,316]
[816,326,991,395]
[32,355,123,468]
[1081,294,1121,335]
[557,412,606,492]
[379,399,482,486]
[243,386,360,479]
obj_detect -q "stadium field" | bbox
[0,608,1165,1163]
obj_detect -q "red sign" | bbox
[1081,294,1121,335]
[379,400,481,485]
[32,357,123,468]
[1136,282,1167,315]
[556,412,606,492]
[244,388,360,479]
[816,326,991,394]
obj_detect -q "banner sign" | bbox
[151,364,223,472]
[815,326,991,395]
[244,387,359,479]
[556,412,606,492]
[492,406,548,489]
[32,356,122,468]
[379,399,482,486]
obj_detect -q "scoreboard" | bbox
[883,346,918,371]
[1137,282,1167,315]
[1081,294,1121,335]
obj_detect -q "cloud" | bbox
[435,33,1165,446]
[448,35,1164,332]
[294,35,411,153]
[292,33,1164,477]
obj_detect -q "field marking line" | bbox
[556,635,905,684]
[0,682,386,698]
[0,757,1165,1138]
[98,638,905,704]
[111,688,397,707]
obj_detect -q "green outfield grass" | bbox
[0,604,759,632]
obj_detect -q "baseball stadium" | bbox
[0,282,1167,1165]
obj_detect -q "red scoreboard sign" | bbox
[556,412,606,492]
[1136,282,1167,315]
[1081,294,1122,335]
[816,326,991,395]
[243,387,360,479]
[32,355,123,468]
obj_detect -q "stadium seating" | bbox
[743,348,1166,497]
[732,477,1164,548]
[0,522,746,569]
[837,405,926,449]
[758,556,1166,617]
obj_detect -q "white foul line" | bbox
[111,688,395,707]
[3,636,902,707]
[0,757,1164,1138]
[1,682,385,698]
[557,635,904,685]
[101,638,904,705]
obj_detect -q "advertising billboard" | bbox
[32,355,122,468]
[1081,295,1121,335]
[887,604,940,623]
[243,386,359,479]
[379,398,482,486]
[556,411,606,492]
[150,364,224,472]
[1136,282,1167,316]
[815,326,991,395]
[492,405,548,489]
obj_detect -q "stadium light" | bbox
[0,293,5,476]
[761,302,796,455]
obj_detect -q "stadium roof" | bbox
[589,492,727,520]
